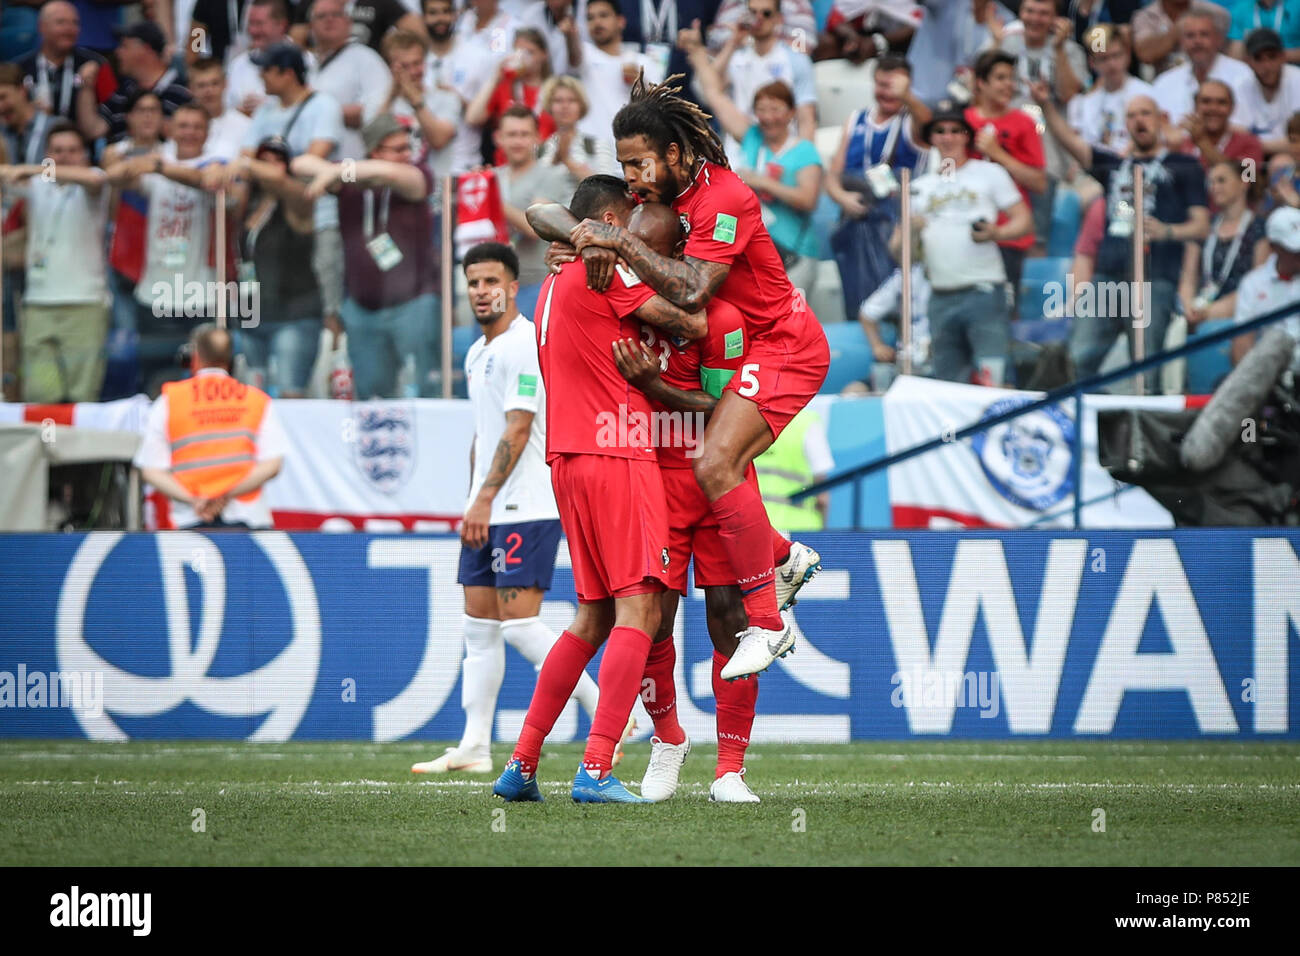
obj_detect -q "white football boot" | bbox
[709,769,760,803]
[720,619,795,680]
[411,746,493,774]
[774,541,821,610]
[640,735,690,802]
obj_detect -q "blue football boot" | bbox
[571,764,650,803]
[493,759,544,802]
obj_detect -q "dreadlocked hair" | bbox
[612,71,730,171]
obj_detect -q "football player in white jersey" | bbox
[412,241,609,774]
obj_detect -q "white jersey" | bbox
[1237,65,1300,142]
[465,313,559,525]
[910,158,1022,291]
[1233,254,1300,372]
[135,153,217,311]
[1151,54,1253,128]
[1068,75,1156,154]
[577,41,665,147]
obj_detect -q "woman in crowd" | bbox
[1180,159,1270,328]
[465,27,554,167]
[693,65,825,296]
[208,136,322,398]
[536,75,618,202]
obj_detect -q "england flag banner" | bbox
[883,376,1186,529]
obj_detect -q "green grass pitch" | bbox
[2,740,1297,866]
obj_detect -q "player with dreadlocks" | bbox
[532,72,829,681]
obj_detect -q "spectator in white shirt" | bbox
[572,0,665,145]
[423,0,461,89]
[447,0,519,173]
[890,108,1031,387]
[519,0,585,77]
[1230,205,1300,369]
[711,0,817,157]
[382,29,461,179]
[1152,9,1254,126]
[0,123,111,403]
[1068,24,1156,153]
[710,0,817,53]
[1238,27,1300,154]
[309,0,392,161]
[190,57,252,160]
[227,0,312,116]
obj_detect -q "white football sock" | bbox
[501,615,600,719]
[458,615,503,754]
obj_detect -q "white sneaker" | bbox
[640,735,690,802]
[774,541,821,610]
[720,621,795,680]
[411,747,492,774]
[709,770,760,803]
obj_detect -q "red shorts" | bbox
[551,452,669,603]
[725,310,830,439]
[661,463,760,594]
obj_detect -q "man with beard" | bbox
[1034,82,1209,395]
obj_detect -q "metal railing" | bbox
[791,297,1300,530]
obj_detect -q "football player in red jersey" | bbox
[610,202,787,804]
[493,175,710,804]
[546,73,829,681]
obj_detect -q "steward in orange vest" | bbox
[135,324,284,528]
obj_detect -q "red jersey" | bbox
[487,77,555,165]
[964,105,1044,252]
[643,297,747,469]
[673,161,807,338]
[536,259,657,462]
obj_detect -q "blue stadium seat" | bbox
[1014,256,1072,343]
[1185,319,1236,394]
[820,320,874,394]
[1048,189,1082,258]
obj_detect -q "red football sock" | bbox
[771,527,792,566]
[582,625,652,776]
[713,651,758,777]
[711,483,782,630]
[512,630,595,774]
[641,638,686,745]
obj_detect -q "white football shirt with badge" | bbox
[464,313,560,525]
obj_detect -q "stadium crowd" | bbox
[3,0,1300,405]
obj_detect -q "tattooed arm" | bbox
[633,294,708,342]
[460,409,534,550]
[531,201,619,288]
[612,339,717,415]
[570,219,730,311]
[526,201,578,242]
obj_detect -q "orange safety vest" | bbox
[163,373,271,503]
